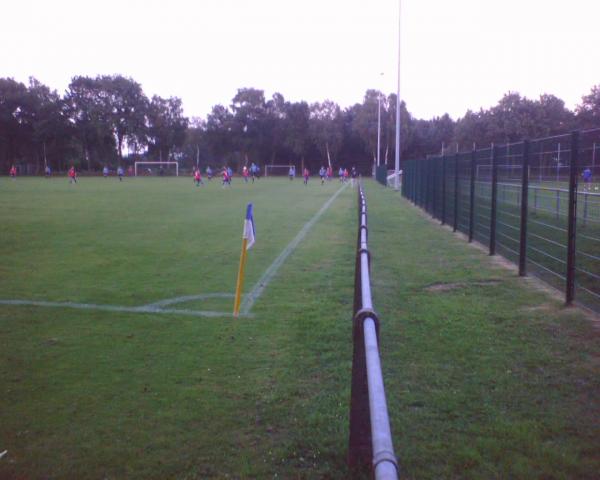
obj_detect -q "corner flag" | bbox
[244,203,255,250]
[234,203,255,316]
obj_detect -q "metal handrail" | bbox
[349,184,399,479]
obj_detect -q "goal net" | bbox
[265,164,293,177]
[134,161,179,177]
[475,164,524,182]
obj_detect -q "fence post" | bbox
[583,192,588,227]
[415,160,422,207]
[413,162,417,204]
[432,158,438,217]
[416,161,420,206]
[428,159,433,214]
[441,155,447,225]
[556,190,560,221]
[413,161,417,204]
[468,148,476,242]
[519,140,530,276]
[453,153,459,232]
[426,159,431,213]
[489,144,498,255]
[420,160,424,207]
[566,130,579,305]
[424,159,428,211]
[406,162,410,200]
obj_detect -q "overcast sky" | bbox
[2,0,598,121]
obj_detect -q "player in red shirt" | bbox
[68,166,77,184]
[9,165,17,179]
[194,168,203,186]
[242,165,249,183]
[222,167,230,187]
[303,168,310,186]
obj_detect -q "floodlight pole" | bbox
[377,73,384,169]
[394,0,401,191]
[377,95,381,168]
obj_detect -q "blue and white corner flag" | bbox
[243,203,255,250]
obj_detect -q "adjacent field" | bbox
[1,177,599,479]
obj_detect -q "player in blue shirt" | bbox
[319,166,326,185]
[582,167,592,191]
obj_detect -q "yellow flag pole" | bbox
[233,237,248,317]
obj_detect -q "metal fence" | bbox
[348,184,399,479]
[402,128,600,314]
[375,165,388,186]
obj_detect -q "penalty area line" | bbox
[240,183,349,315]
[142,293,235,308]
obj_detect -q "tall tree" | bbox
[351,90,383,165]
[98,75,149,160]
[265,92,287,165]
[183,117,211,169]
[385,95,412,164]
[27,78,75,172]
[309,100,343,169]
[147,95,188,162]
[576,85,600,128]
[230,88,268,168]
[283,101,310,167]
[205,104,234,163]
[0,78,35,171]
[66,76,116,170]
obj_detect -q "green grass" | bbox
[366,184,600,479]
[441,179,600,312]
[1,177,599,479]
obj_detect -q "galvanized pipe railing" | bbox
[349,184,399,479]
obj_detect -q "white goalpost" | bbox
[264,164,292,177]
[134,161,179,176]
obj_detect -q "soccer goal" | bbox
[476,164,531,183]
[134,161,179,177]
[265,164,293,177]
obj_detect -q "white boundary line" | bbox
[240,183,348,314]
[142,293,234,308]
[0,299,242,318]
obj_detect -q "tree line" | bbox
[1,75,599,174]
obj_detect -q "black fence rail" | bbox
[402,128,600,314]
[348,184,399,479]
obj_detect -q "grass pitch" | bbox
[1,177,599,479]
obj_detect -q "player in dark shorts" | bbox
[68,166,77,184]
[194,168,204,186]
[319,166,326,185]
